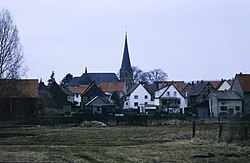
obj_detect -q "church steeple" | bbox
[120,32,133,91]
[121,32,132,70]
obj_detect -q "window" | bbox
[167,92,170,96]
[145,95,148,99]
[221,106,227,111]
[173,91,177,96]
[125,102,128,105]
[145,102,148,105]
[235,106,240,111]
[134,102,138,107]
[134,95,138,99]
[76,94,79,98]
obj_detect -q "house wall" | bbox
[0,98,37,120]
[218,81,231,91]
[209,94,218,117]
[231,78,244,97]
[123,84,151,112]
[216,100,242,116]
[244,93,250,114]
[231,78,250,114]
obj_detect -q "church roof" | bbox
[69,73,119,86]
[120,33,132,70]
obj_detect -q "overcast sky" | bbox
[1,0,250,83]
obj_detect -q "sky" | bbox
[1,0,250,83]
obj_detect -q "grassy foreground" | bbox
[0,123,249,162]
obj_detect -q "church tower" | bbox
[120,32,133,91]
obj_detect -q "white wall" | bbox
[218,81,231,91]
[74,94,81,107]
[123,84,152,111]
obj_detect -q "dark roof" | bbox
[188,81,212,97]
[68,77,81,86]
[0,79,38,98]
[69,73,118,86]
[120,33,132,70]
[81,82,107,97]
[144,83,158,96]
[212,91,242,100]
[126,84,140,96]
[235,73,250,93]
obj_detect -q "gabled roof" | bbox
[86,96,110,106]
[210,81,222,90]
[120,33,132,70]
[126,84,140,96]
[189,81,211,97]
[0,79,38,98]
[69,85,89,94]
[144,83,158,96]
[158,84,185,98]
[126,84,151,96]
[235,73,250,93]
[157,81,186,92]
[99,82,125,92]
[81,82,107,97]
[212,91,242,100]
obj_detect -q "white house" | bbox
[154,84,187,113]
[123,84,152,113]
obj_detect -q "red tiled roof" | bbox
[0,79,38,98]
[99,82,125,92]
[158,81,186,92]
[209,81,222,90]
[236,74,250,93]
[69,85,88,94]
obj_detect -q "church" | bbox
[69,33,133,92]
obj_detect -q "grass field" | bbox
[0,122,249,162]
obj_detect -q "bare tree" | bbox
[0,9,27,79]
[145,69,168,84]
[132,66,168,84]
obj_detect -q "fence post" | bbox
[218,124,223,141]
[192,121,196,138]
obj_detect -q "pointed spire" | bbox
[121,32,132,70]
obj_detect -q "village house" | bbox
[208,90,242,117]
[231,73,250,114]
[123,84,153,114]
[0,79,38,120]
[81,82,113,115]
[154,83,187,113]
[184,81,214,117]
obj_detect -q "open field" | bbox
[0,123,249,162]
